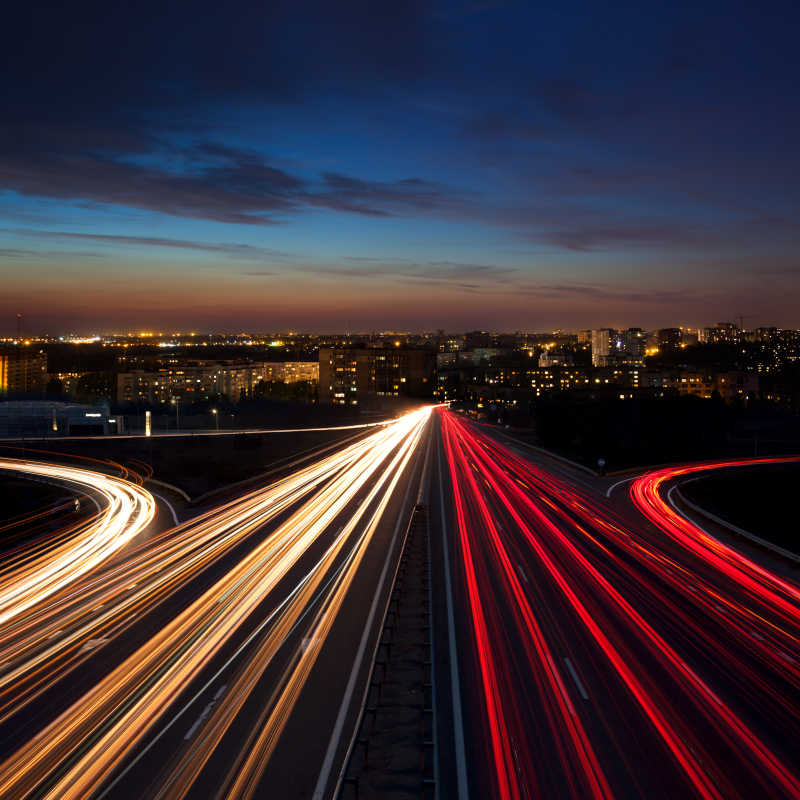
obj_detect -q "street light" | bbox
[171,396,181,431]
[211,408,219,431]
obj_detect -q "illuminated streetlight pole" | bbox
[171,397,181,431]
[211,408,219,431]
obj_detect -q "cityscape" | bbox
[2,1,800,799]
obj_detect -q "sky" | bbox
[1,0,799,333]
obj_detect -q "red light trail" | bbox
[439,409,800,799]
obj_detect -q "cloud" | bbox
[0,129,463,225]
[305,174,452,217]
[518,282,696,305]
[307,259,516,286]
[537,223,705,252]
[2,228,291,259]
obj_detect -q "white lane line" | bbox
[605,475,637,498]
[184,702,214,740]
[516,563,529,584]
[564,657,589,701]
[152,492,180,527]
[213,684,227,700]
[437,439,470,800]
[312,430,424,800]
[79,637,109,653]
[668,483,800,565]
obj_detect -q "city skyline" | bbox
[3,1,800,331]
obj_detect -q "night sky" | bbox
[2,0,799,333]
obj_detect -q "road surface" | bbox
[431,409,800,800]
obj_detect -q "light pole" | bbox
[171,396,181,431]
[211,408,219,431]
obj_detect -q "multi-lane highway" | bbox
[1,406,798,799]
[0,408,432,799]
[430,409,800,800]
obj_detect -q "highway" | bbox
[1,406,798,799]
[0,407,432,799]
[431,409,800,800]
[0,457,155,626]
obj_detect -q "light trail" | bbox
[0,406,431,799]
[0,457,155,626]
[630,458,800,626]
[439,410,800,799]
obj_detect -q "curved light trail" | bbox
[438,410,800,800]
[630,457,800,625]
[0,406,432,799]
[0,457,155,626]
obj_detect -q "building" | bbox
[621,328,646,364]
[657,328,683,350]
[538,350,574,368]
[591,329,616,367]
[0,346,47,396]
[263,362,318,383]
[117,361,318,404]
[642,370,757,401]
[699,322,740,344]
[319,346,435,405]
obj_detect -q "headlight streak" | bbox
[0,407,432,800]
[439,411,800,800]
[0,458,156,627]
[0,428,406,723]
[154,413,428,800]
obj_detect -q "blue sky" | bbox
[1,0,798,332]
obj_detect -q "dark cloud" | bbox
[2,1,437,120]
[307,260,516,286]
[519,283,697,306]
[2,229,291,259]
[306,174,450,217]
[537,223,705,252]
[0,131,461,225]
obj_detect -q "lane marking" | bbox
[79,637,109,653]
[184,702,214,740]
[564,657,589,701]
[516,563,529,584]
[437,436,470,800]
[668,484,800,565]
[151,492,180,527]
[313,426,426,800]
[605,475,637,498]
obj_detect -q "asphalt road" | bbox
[3,407,798,800]
[0,408,432,799]
[430,409,800,800]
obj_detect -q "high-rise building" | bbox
[319,346,435,404]
[0,346,47,396]
[621,328,646,364]
[591,329,616,367]
[657,328,683,350]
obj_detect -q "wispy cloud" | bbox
[2,228,292,259]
